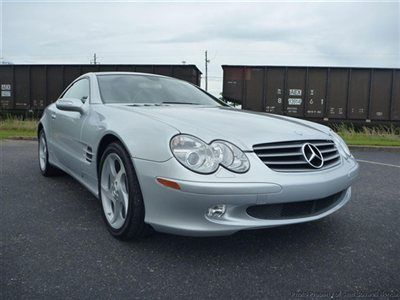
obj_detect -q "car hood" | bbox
[113,105,331,151]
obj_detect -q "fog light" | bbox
[207,205,226,217]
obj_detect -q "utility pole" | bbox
[91,53,98,65]
[205,50,210,91]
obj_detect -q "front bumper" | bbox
[133,153,359,236]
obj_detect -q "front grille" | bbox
[246,191,344,220]
[253,140,341,172]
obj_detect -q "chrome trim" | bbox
[253,140,341,172]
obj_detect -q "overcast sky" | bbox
[1,0,399,96]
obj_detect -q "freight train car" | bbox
[0,64,202,115]
[222,65,400,124]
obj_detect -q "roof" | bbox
[0,64,202,74]
[221,64,399,70]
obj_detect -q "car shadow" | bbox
[127,218,337,259]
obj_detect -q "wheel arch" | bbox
[96,133,153,239]
[37,122,44,138]
[96,133,132,176]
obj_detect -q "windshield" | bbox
[97,74,222,106]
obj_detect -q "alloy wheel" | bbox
[100,153,130,229]
[39,133,47,171]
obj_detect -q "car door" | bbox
[52,78,90,174]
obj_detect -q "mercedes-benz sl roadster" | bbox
[38,72,359,239]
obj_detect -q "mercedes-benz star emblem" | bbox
[302,143,324,168]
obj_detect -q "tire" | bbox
[98,142,153,240]
[38,130,60,177]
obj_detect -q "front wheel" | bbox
[99,142,152,240]
[38,130,60,176]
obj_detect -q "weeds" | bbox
[333,123,400,146]
[333,123,399,136]
[0,115,38,131]
[0,116,37,139]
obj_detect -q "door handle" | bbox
[51,113,57,120]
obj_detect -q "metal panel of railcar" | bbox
[285,68,306,117]
[30,65,47,109]
[391,70,400,121]
[369,69,392,120]
[244,68,264,111]
[154,66,173,77]
[327,68,348,119]
[222,67,244,103]
[305,68,327,118]
[98,65,117,72]
[63,65,81,89]
[81,65,100,74]
[47,66,64,104]
[14,66,30,109]
[0,65,14,109]
[115,65,135,72]
[265,67,285,115]
[173,66,196,84]
[135,65,153,74]
[347,69,370,119]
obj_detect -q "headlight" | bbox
[170,135,250,174]
[211,141,250,173]
[330,130,351,158]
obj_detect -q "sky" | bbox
[1,0,399,96]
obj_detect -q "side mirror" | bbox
[56,98,84,114]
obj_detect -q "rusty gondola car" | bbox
[223,65,400,124]
[0,64,202,116]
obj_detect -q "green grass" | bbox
[0,117,37,140]
[0,116,399,146]
[0,129,37,139]
[334,124,400,147]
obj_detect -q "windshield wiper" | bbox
[127,103,161,106]
[126,102,200,106]
[160,101,200,105]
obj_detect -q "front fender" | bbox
[83,105,180,162]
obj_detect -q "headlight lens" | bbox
[211,141,250,173]
[170,135,250,174]
[330,130,351,157]
[170,135,219,174]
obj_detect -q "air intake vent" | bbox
[253,140,341,172]
[247,190,344,219]
[85,146,93,163]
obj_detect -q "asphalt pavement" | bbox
[1,140,399,299]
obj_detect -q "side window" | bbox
[62,79,89,102]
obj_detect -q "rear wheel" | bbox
[99,142,152,240]
[38,130,60,176]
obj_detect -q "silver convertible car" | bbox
[38,72,359,239]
